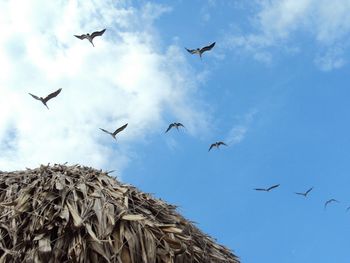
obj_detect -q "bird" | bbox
[74,29,106,47]
[99,123,128,140]
[254,184,280,192]
[165,122,185,133]
[185,42,215,59]
[28,88,62,109]
[295,187,313,197]
[208,141,227,151]
[346,206,350,212]
[324,199,339,209]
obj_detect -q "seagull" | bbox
[28,88,62,109]
[165,122,185,133]
[295,187,313,197]
[185,42,215,59]
[100,123,128,141]
[324,199,339,209]
[74,29,106,47]
[208,141,227,151]
[254,184,280,192]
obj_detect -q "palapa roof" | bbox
[0,164,239,263]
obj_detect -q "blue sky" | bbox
[1,0,350,262]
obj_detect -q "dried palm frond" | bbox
[0,164,239,263]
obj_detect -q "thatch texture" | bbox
[0,164,239,263]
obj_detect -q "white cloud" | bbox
[224,0,350,69]
[226,109,257,146]
[314,46,346,71]
[0,0,209,172]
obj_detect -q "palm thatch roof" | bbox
[0,164,239,263]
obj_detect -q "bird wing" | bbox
[43,88,62,102]
[267,184,280,191]
[305,187,313,195]
[325,199,339,208]
[295,192,304,196]
[74,34,87,40]
[254,188,267,191]
[165,123,175,133]
[29,93,41,101]
[200,42,216,53]
[100,128,111,135]
[113,123,128,135]
[177,123,185,128]
[91,29,106,39]
[324,200,331,208]
[218,141,227,146]
[185,48,197,54]
[208,144,215,151]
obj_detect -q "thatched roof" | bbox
[0,164,239,263]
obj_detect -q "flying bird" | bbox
[185,42,215,59]
[208,141,227,151]
[346,206,350,212]
[28,88,62,109]
[295,187,313,197]
[100,123,128,140]
[74,29,106,47]
[324,199,339,209]
[165,122,185,133]
[254,184,280,192]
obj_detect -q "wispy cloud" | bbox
[223,0,350,69]
[0,1,209,172]
[314,46,346,71]
[226,110,257,146]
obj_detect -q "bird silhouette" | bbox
[165,122,185,133]
[185,42,215,59]
[346,206,350,212]
[100,123,128,140]
[324,199,339,209]
[295,187,313,197]
[208,141,227,151]
[254,184,280,192]
[28,88,62,109]
[74,29,106,47]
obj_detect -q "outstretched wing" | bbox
[165,123,175,133]
[74,34,87,40]
[254,188,267,191]
[44,88,62,102]
[100,128,112,135]
[324,200,331,208]
[267,184,280,191]
[324,199,339,208]
[305,187,313,195]
[295,192,305,196]
[208,143,215,151]
[176,122,185,128]
[200,42,215,53]
[218,141,227,146]
[91,29,106,39]
[29,93,41,101]
[185,48,197,54]
[113,123,128,136]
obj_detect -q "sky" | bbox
[1,0,350,262]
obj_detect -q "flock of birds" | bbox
[28,29,222,150]
[253,184,345,210]
[27,29,349,212]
